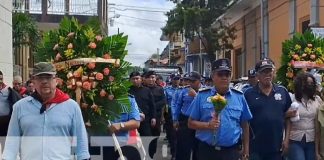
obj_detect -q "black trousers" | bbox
[149,117,161,159]
[176,114,197,160]
[138,120,152,136]
[165,107,176,157]
[198,141,240,160]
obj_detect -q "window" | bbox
[299,16,310,33]
[301,20,310,33]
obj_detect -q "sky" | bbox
[108,0,175,67]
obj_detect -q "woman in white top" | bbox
[288,73,322,160]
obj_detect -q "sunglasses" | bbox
[216,71,231,77]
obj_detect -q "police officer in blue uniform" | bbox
[103,95,141,160]
[171,73,190,130]
[188,58,252,160]
[173,71,201,160]
[241,69,257,92]
[244,58,292,160]
[164,73,180,159]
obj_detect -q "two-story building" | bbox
[13,0,108,81]
[0,0,13,84]
[216,0,324,79]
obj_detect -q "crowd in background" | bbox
[1,57,324,160]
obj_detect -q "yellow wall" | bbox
[321,0,324,26]
[296,0,310,32]
[228,0,324,77]
[268,0,290,67]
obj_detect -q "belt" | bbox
[199,140,239,151]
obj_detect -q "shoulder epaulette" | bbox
[231,88,243,94]
[181,85,190,89]
[199,87,211,92]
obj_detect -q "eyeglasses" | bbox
[216,71,231,77]
[34,75,55,81]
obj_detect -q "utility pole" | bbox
[157,48,160,66]
[168,42,171,66]
[199,26,203,75]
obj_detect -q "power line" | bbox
[114,21,155,28]
[109,7,168,13]
[109,3,171,11]
[118,14,166,23]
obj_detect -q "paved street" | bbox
[90,132,172,160]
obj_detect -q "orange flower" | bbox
[55,53,62,61]
[210,93,227,113]
[108,94,114,100]
[88,42,97,49]
[91,104,99,113]
[56,78,63,86]
[95,73,104,81]
[82,81,91,90]
[103,53,111,59]
[286,72,294,78]
[53,44,59,50]
[292,54,299,60]
[100,89,107,97]
[95,35,103,41]
[103,68,110,76]
[67,32,75,38]
[87,62,96,69]
[73,71,81,78]
[310,54,316,60]
[68,43,73,49]
[108,76,115,82]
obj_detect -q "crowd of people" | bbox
[0,58,324,160]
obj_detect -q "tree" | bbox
[12,12,40,51]
[162,0,236,57]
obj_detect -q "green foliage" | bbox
[12,12,40,51]
[162,0,235,55]
[36,17,131,134]
[277,31,324,91]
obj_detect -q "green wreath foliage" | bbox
[277,31,324,91]
[36,17,132,134]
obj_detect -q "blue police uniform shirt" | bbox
[244,84,292,153]
[189,87,253,147]
[174,86,196,120]
[165,86,178,107]
[171,87,184,121]
[112,96,141,142]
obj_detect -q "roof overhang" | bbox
[212,0,261,27]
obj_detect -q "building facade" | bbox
[0,0,13,84]
[12,0,108,81]
[217,0,324,79]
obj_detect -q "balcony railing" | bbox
[13,0,98,16]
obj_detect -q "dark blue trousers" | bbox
[175,114,197,160]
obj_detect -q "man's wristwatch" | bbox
[120,122,125,130]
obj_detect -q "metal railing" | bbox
[13,0,98,16]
